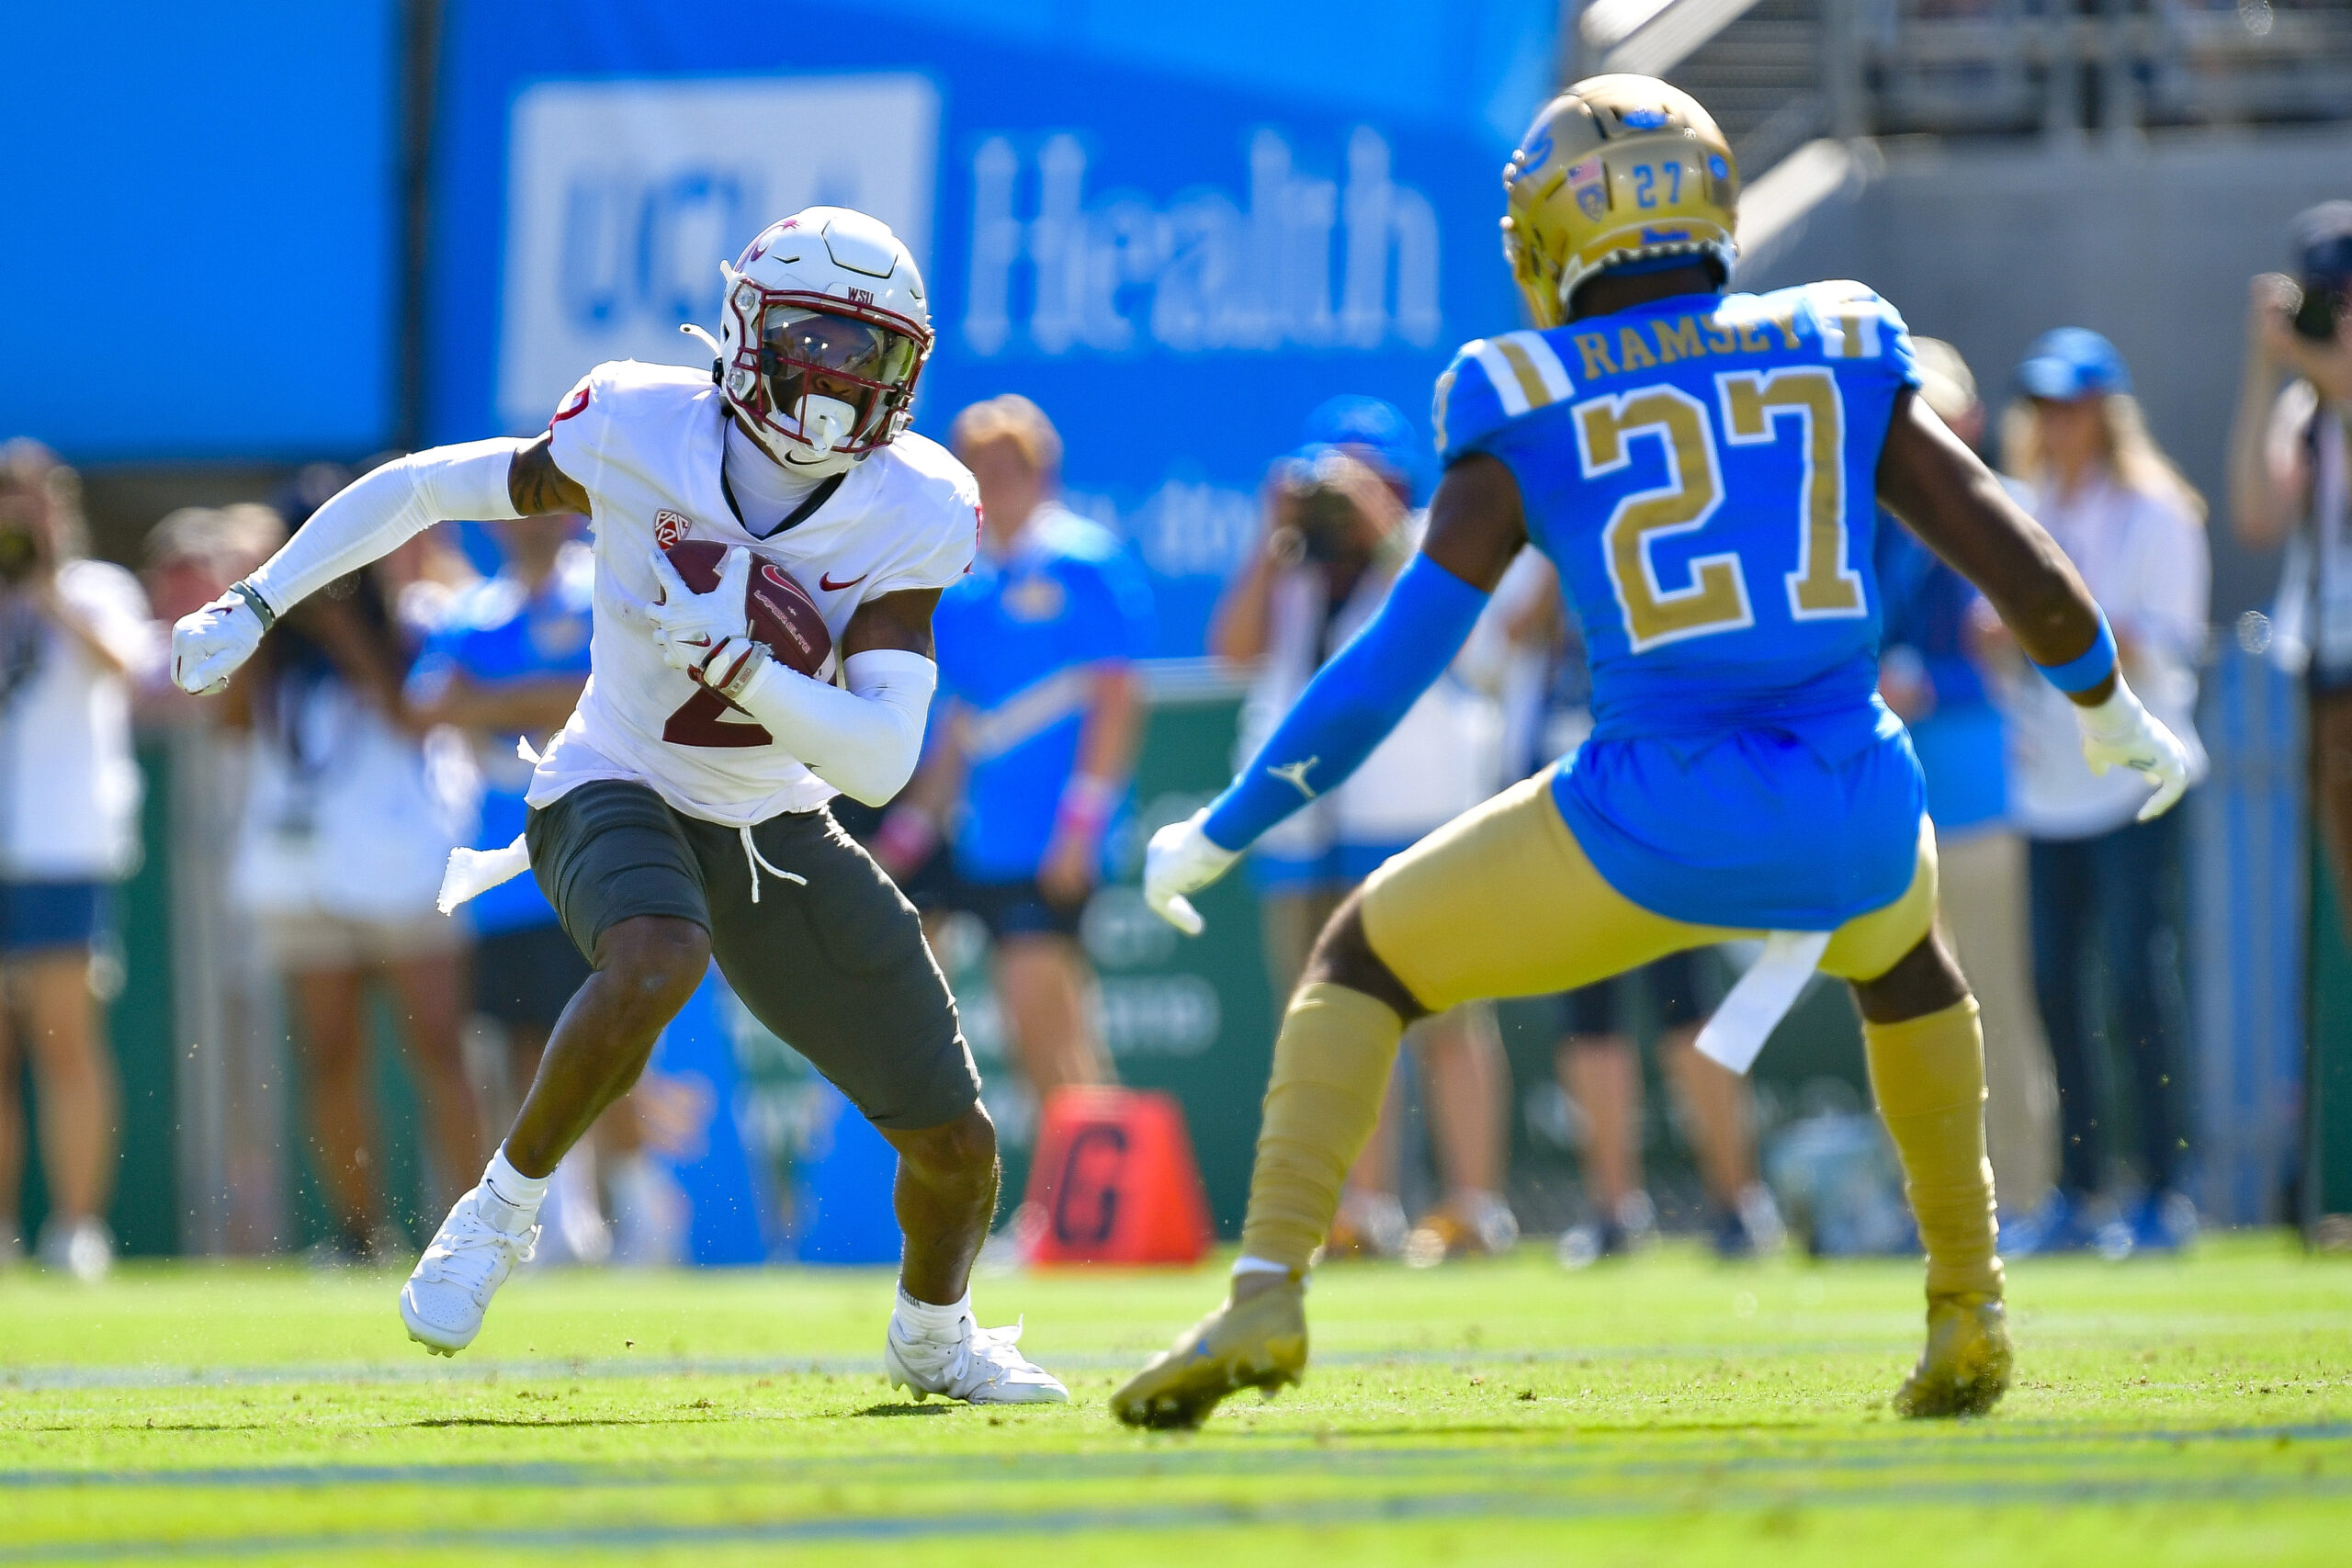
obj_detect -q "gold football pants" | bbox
[1361,769,1938,1010]
[1237,769,1951,1271]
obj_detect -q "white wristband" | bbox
[702,636,769,700]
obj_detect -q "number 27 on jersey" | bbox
[1575,367,1864,653]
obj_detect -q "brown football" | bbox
[662,539,833,680]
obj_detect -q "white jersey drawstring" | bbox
[740,824,806,903]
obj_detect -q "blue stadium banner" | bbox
[1,3,401,462]
[425,0,1521,653]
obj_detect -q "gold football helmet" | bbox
[1499,74,1740,328]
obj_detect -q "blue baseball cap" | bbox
[1299,395,1419,490]
[2017,328,2131,400]
[2294,200,2352,289]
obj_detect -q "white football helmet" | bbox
[711,207,933,475]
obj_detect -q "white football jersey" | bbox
[526,359,978,827]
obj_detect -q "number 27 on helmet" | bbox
[1499,74,1741,329]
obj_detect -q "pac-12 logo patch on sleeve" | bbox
[653,511,692,547]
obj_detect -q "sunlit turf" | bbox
[1,1235,2348,1563]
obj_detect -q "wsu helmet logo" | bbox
[652,511,692,547]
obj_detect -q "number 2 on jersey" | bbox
[663,685,774,748]
[1575,367,1863,653]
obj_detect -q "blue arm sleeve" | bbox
[1201,553,1489,852]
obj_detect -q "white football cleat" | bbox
[399,1184,538,1356]
[886,1315,1069,1405]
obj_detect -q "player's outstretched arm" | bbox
[1876,390,2192,818]
[169,434,582,695]
[1143,456,1528,933]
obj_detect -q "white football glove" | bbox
[2076,676,2193,821]
[647,547,751,676]
[171,592,267,695]
[1143,807,1240,936]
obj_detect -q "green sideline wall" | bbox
[35,713,2352,1255]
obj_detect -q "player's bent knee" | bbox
[1849,931,1971,1025]
[885,1101,999,1183]
[592,916,711,1021]
[1300,893,1431,1024]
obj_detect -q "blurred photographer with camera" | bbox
[2232,200,2352,937]
[0,441,161,1280]
[1211,397,1516,1264]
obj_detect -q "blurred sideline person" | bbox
[1555,953,1783,1262]
[170,207,1066,1404]
[2230,202,2352,948]
[407,513,684,1265]
[879,396,1152,1099]
[223,468,487,1263]
[0,443,159,1280]
[1212,397,1515,1264]
[1502,563,1781,1264]
[1990,330,2209,1258]
[1115,78,2194,1430]
[1876,342,2058,1212]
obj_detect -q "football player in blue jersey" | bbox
[888,395,1156,1097]
[1111,75,2191,1428]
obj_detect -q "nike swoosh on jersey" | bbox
[820,570,869,592]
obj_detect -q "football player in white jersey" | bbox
[171,208,1067,1405]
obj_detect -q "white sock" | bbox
[892,1287,971,1346]
[482,1148,550,1221]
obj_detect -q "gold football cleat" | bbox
[1112,1273,1309,1430]
[1893,1291,2013,1417]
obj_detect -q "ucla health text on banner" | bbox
[427,0,1521,653]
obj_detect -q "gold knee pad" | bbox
[1238,983,1407,1270]
[1862,996,2002,1299]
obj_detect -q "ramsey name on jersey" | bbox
[526,360,978,828]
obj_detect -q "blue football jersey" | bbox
[933,508,1156,884]
[1434,281,1927,929]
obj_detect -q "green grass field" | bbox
[2,1235,2348,1564]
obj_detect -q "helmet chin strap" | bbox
[781,445,856,479]
[730,411,856,479]
[761,393,859,477]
